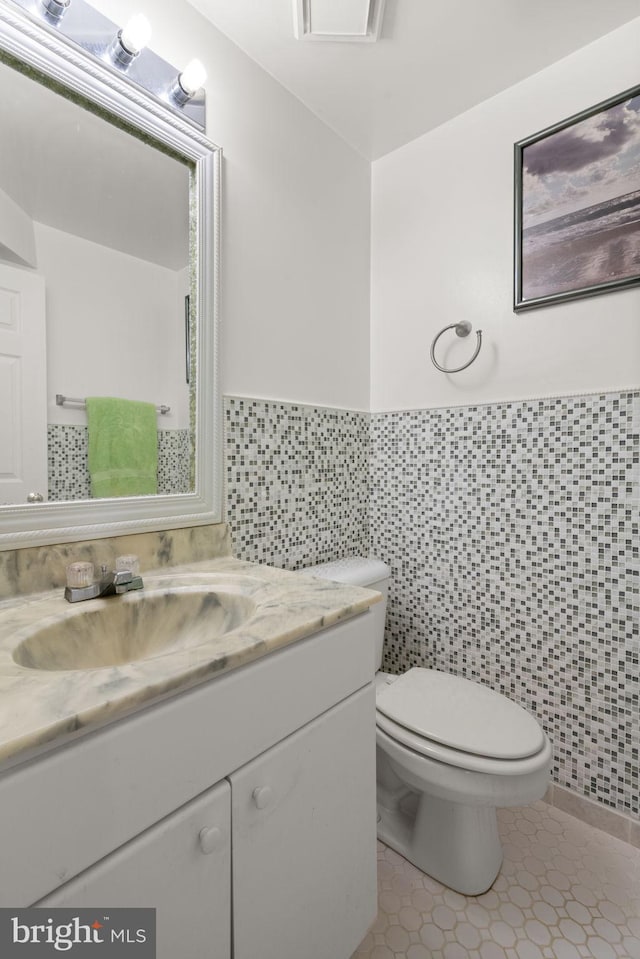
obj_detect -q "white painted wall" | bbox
[37,223,190,429]
[371,18,640,412]
[0,186,36,268]
[90,0,372,412]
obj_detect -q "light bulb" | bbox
[39,0,71,20]
[120,14,151,56]
[179,59,207,97]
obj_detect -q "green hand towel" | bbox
[86,396,158,498]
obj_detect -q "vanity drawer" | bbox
[0,610,374,906]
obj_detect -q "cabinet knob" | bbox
[199,826,223,854]
[252,785,273,809]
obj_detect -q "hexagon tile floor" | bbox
[352,800,640,959]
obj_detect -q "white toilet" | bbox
[305,557,552,896]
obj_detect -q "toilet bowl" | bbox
[304,557,552,896]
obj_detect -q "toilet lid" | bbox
[376,668,545,760]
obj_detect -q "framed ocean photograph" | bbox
[514,83,640,311]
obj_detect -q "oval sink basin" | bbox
[12,588,256,672]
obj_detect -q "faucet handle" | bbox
[66,562,94,588]
[116,554,140,576]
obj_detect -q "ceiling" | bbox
[188,0,640,160]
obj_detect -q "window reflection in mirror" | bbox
[0,56,194,505]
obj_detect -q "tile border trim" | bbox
[546,783,640,848]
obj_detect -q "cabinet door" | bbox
[36,781,231,959]
[231,685,377,959]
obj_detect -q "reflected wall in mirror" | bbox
[0,2,221,549]
[0,58,193,505]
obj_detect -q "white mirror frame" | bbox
[0,2,222,549]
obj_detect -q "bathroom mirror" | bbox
[0,2,221,549]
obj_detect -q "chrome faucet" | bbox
[64,564,144,603]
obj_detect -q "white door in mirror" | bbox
[0,264,47,505]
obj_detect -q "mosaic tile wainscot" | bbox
[224,392,639,822]
[47,425,191,500]
[370,392,639,820]
[224,396,370,569]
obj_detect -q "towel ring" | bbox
[430,321,482,374]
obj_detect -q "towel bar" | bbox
[55,394,171,415]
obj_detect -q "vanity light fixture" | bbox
[170,58,207,105]
[108,13,151,69]
[13,0,207,129]
[39,0,71,22]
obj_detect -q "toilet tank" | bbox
[301,557,390,671]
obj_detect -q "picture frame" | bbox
[514,83,640,312]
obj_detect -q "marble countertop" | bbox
[0,557,380,770]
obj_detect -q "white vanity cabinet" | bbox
[0,612,377,959]
[36,781,232,959]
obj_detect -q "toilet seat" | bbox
[376,667,547,773]
[376,710,551,776]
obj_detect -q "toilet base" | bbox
[377,788,503,896]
